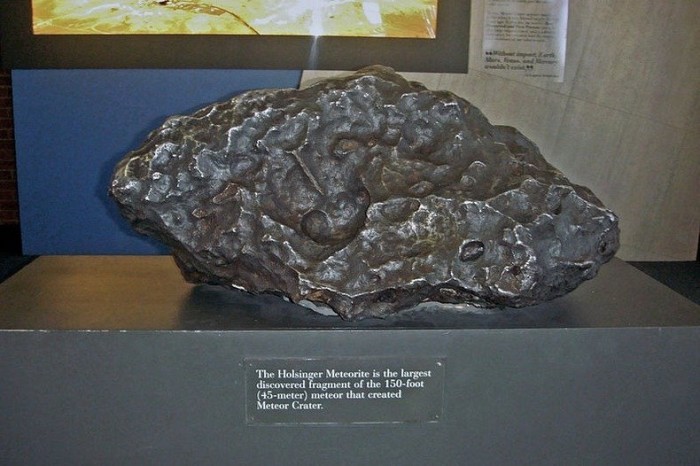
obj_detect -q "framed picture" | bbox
[1,0,469,71]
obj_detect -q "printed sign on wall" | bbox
[482,0,568,82]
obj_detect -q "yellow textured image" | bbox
[32,0,438,37]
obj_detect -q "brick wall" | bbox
[0,69,19,225]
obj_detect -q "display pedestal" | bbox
[1,257,699,464]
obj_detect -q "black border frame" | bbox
[0,1,469,71]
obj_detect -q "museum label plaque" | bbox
[245,357,445,425]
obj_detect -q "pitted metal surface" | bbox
[111,66,619,319]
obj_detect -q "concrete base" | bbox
[1,257,698,465]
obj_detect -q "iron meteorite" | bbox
[110,66,619,319]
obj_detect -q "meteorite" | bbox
[110,66,619,319]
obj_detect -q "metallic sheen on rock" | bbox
[110,66,619,319]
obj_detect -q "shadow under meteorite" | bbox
[177,284,570,331]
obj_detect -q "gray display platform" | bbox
[1,256,699,465]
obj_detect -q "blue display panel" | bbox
[13,69,302,254]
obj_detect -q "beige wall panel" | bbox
[571,0,700,128]
[650,127,700,260]
[602,117,686,260]
[551,98,628,197]
[553,102,697,261]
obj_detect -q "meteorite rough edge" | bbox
[110,66,619,320]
